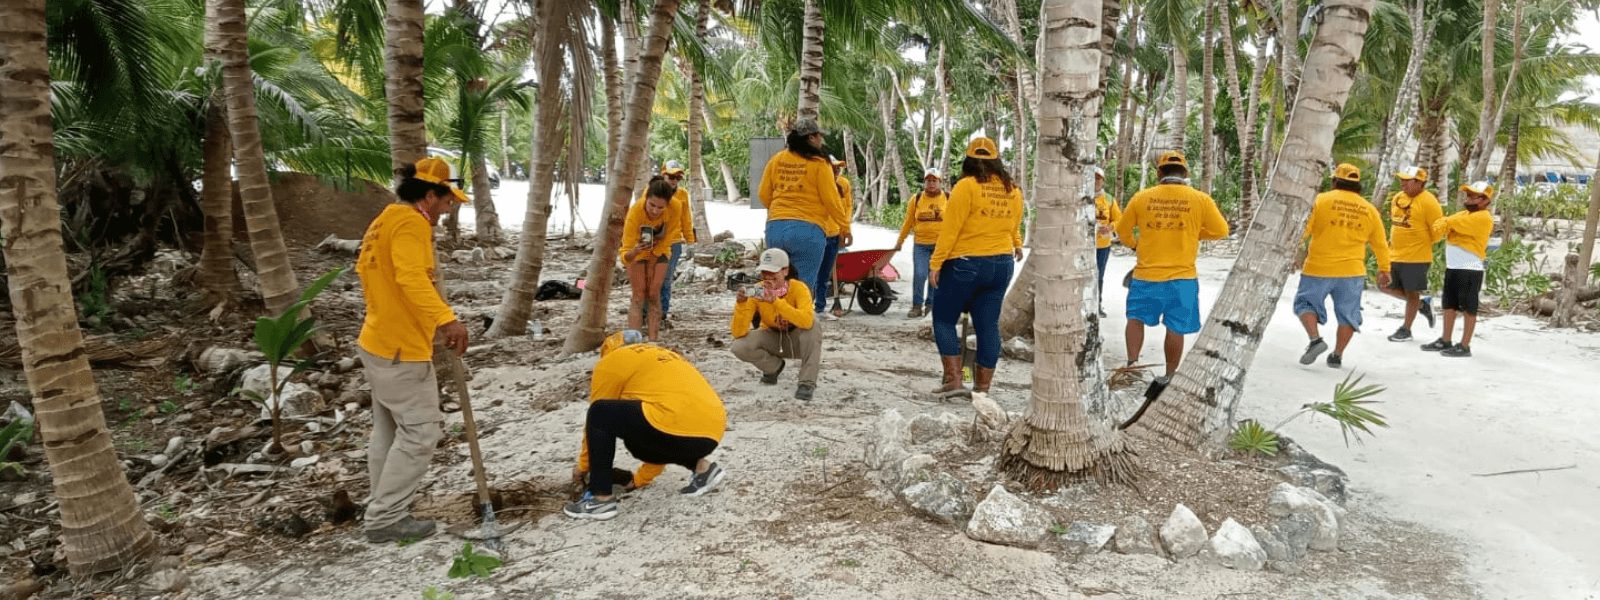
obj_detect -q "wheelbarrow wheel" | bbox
[857,276,894,315]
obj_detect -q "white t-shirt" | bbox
[1445,243,1485,271]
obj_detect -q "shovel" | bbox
[443,351,502,551]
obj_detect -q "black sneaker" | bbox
[562,495,619,521]
[794,383,815,401]
[1420,338,1453,352]
[1441,345,1472,358]
[1299,338,1329,365]
[679,462,726,497]
[760,360,786,385]
[1326,353,1342,368]
[1421,298,1436,328]
[1145,376,1169,401]
[1387,327,1413,342]
[365,516,436,543]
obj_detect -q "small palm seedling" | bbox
[242,268,344,454]
[1229,372,1389,457]
[446,542,502,580]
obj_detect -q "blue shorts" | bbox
[1293,275,1365,329]
[1126,278,1201,334]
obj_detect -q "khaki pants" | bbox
[359,348,444,530]
[731,325,822,384]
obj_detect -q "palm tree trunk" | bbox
[1169,44,1188,151]
[701,104,741,202]
[564,0,681,353]
[937,42,953,170]
[603,14,623,164]
[1554,149,1600,326]
[1132,0,1376,448]
[1370,0,1430,207]
[1239,29,1270,224]
[209,0,302,316]
[0,0,156,573]
[1215,0,1256,217]
[1279,0,1300,105]
[993,0,1037,195]
[1200,0,1215,193]
[472,153,501,243]
[1000,0,1135,490]
[1462,0,1502,182]
[1497,115,1520,242]
[1114,36,1140,200]
[796,0,824,122]
[1415,94,1448,184]
[878,89,912,204]
[684,0,712,241]
[384,0,427,175]
[1470,0,1526,182]
[197,98,239,300]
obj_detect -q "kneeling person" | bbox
[565,331,728,520]
[731,249,823,401]
[1293,164,1391,368]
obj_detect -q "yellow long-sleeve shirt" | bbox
[1432,208,1494,260]
[618,196,684,265]
[1096,192,1122,249]
[895,190,949,247]
[1115,183,1230,281]
[929,176,1024,272]
[758,150,848,232]
[1300,190,1392,277]
[576,344,726,488]
[356,204,458,362]
[1386,189,1443,263]
[730,279,816,337]
[634,187,697,245]
[823,176,854,237]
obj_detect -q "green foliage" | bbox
[1,418,35,478]
[155,502,178,522]
[248,268,344,449]
[79,264,113,330]
[157,400,180,415]
[1303,373,1391,447]
[1499,184,1592,221]
[1227,420,1280,457]
[1047,523,1068,535]
[857,201,906,230]
[172,374,194,395]
[1484,240,1552,306]
[446,543,502,580]
[422,587,456,600]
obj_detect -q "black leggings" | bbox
[587,400,718,497]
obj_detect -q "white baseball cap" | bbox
[1093,166,1105,178]
[757,248,790,273]
[924,168,942,180]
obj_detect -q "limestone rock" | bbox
[905,414,952,446]
[240,365,325,420]
[900,472,973,525]
[866,409,910,474]
[1002,337,1034,362]
[965,485,1053,548]
[1266,483,1340,551]
[1250,523,1294,563]
[1060,522,1117,555]
[969,393,1007,441]
[1275,513,1317,558]
[146,569,188,594]
[897,454,937,484]
[1209,518,1266,571]
[1160,504,1209,558]
[1276,463,1349,506]
[1113,515,1162,556]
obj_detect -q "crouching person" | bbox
[730,249,823,401]
[565,331,728,520]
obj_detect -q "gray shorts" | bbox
[1388,262,1430,293]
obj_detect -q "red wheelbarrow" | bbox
[829,248,900,315]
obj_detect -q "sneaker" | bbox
[365,516,436,543]
[1441,345,1472,358]
[1145,376,1170,401]
[1326,353,1342,368]
[562,494,619,521]
[679,462,726,497]
[1420,297,1436,328]
[1299,338,1329,365]
[759,360,786,385]
[795,383,815,401]
[1387,327,1413,342]
[1420,338,1453,352]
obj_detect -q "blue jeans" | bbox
[1293,275,1365,329]
[912,243,935,307]
[932,255,1015,368]
[657,243,684,315]
[1095,247,1111,305]
[815,236,841,313]
[765,220,826,296]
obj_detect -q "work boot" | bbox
[365,516,436,544]
[795,383,816,401]
[759,360,786,385]
[933,355,970,399]
[972,366,995,395]
[906,305,923,319]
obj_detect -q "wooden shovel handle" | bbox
[445,351,493,506]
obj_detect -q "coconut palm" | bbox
[796,0,824,120]
[1132,0,1377,448]
[385,0,427,174]
[0,0,157,574]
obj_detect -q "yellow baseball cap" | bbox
[661,160,685,176]
[964,137,1000,159]
[1395,166,1428,182]
[413,157,470,203]
[1459,181,1495,199]
[1156,151,1188,169]
[599,330,646,356]
[1333,163,1361,182]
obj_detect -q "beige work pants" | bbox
[359,348,444,530]
[731,324,823,384]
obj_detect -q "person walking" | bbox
[1423,181,1495,357]
[929,138,1024,398]
[731,249,824,401]
[1114,151,1230,378]
[564,331,728,521]
[895,168,948,318]
[758,118,848,310]
[1093,167,1122,317]
[1378,166,1441,341]
[355,158,470,543]
[656,161,697,326]
[814,156,855,319]
[1293,164,1392,368]
[620,178,683,341]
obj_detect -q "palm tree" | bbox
[1132,0,1376,448]
[197,96,239,301]
[0,0,156,573]
[1368,0,1431,208]
[796,0,824,121]
[1461,0,1504,183]
[207,0,305,317]
[684,0,714,241]
[385,0,428,174]
[1000,0,1136,489]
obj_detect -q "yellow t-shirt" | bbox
[1432,208,1494,260]
[356,204,458,362]
[1300,190,1392,277]
[730,279,817,337]
[1095,192,1122,249]
[1114,183,1230,281]
[1387,189,1443,263]
[896,190,949,247]
[618,196,684,265]
[825,176,855,237]
[929,176,1024,272]
[577,344,726,487]
[758,150,847,232]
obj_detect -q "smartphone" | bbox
[742,285,765,299]
[639,225,656,246]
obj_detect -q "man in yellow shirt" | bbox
[731,249,823,401]
[356,158,470,543]
[1115,151,1229,377]
[657,161,697,324]
[1094,167,1122,317]
[1422,181,1496,358]
[894,168,947,318]
[1378,166,1442,341]
[564,331,728,520]
[1293,164,1392,368]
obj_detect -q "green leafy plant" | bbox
[243,268,344,453]
[1484,240,1552,306]
[446,543,501,580]
[1048,523,1068,535]
[1,418,34,478]
[422,587,456,600]
[157,400,180,415]
[155,502,179,522]
[1231,373,1389,458]
[173,374,195,395]
[1227,420,1281,457]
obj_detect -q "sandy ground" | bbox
[179,181,1599,599]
